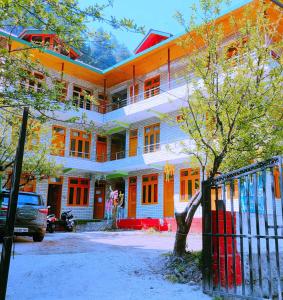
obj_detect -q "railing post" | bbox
[202,179,212,294]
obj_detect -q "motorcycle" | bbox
[46,213,57,233]
[61,210,74,232]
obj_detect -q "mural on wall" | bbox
[106,186,124,227]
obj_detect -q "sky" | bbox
[78,0,250,53]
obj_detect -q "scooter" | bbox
[61,210,75,232]
[46,213,57,233]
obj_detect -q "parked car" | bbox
[0,190,48,242]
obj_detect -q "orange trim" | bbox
[144,75,160,99]
[180,168,200,202]
[144,123,160,153]
[129,129,138,157]
[51,125,66,156]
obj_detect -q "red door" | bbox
[163,175,174,217]
[94,182,106,219]
[96,136,107,162]
[128,177,137,218]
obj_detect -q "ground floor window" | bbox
[180,168,200,201]
[68,177,90,206]
[142,174,158,204]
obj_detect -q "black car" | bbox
[0,191,47,242]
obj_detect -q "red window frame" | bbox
[67,177,90,206]
[144,75,160,99]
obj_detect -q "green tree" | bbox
[171,0,283,256]
[0,0,143,188]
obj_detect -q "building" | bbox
[0,0,282,231]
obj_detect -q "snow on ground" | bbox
[4,231,210,300]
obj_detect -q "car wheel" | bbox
[47,224,55,233]
[33,233,44,242]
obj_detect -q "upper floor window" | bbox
[21,72,44,93]
[144,123,160,153]
[51,125,66,157]
[56,80,68,101]
[72,86,92,110]
[111,88,127,109]
[144,75,160,99]
[70,129,91,159]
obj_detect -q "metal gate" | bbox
[202,156,283,299]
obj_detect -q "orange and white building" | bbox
[0,0,282,231]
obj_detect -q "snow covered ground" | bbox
[4,231,210,300]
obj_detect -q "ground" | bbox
[4,231,210,300]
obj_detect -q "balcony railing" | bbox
[51,138,193,163]
[105,75,187,113]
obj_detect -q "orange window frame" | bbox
[56,80,68,101]
[142,173,158,205]
[180,168,200,202]
[144,75,160,99]
[73,85,92,111]
[129,129,138,157]
[144,123,160,153]
[67,177,90,206]
[51,125,66,156]
[69,129,91,159]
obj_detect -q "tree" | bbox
[170,0,283,256]
[0,0,143,187]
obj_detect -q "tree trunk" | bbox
[173,191,202,256]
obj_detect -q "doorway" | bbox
[163,174,174,217]
[47,183,62,218]
[128,177,137,218]
[96,135,107,162]
[94,181,106,219]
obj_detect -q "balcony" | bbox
[105,75,187,113]
[51,138,194,173]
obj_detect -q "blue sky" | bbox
[78,0,250,53]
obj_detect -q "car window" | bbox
[1,194,41,206]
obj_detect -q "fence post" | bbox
[202,179,212,293]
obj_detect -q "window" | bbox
[56,80,68,101]
[144,76,160,99]
[129,129,138,157]
[51,126,66,156]
[72,86,92,110]
[180,168,200,201]
[142,174,158,204]
[70,129,91,159]
[68,177,90,206]
[22,72,44,93]
[144,123,160,153]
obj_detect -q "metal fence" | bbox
[202,156,283,299]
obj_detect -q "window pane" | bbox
[80,179,89,185]
[181,180,185,200]
[76,187,81,204]
[195,179,199,190]
[142,186,146,203]
[70,179,78,184]
[83,188,88,204]
[148,185,152,203]
[143,177,148,182]
[70,139,76,154]
[69,187,74,204]
[154,184,158,202]
[85,141,90,156]
[188,180,192,200]
[78,140,83,157]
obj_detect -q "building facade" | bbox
[0,0,282,230]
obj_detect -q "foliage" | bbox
[173,0,283,178]
[0,0,142,184]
